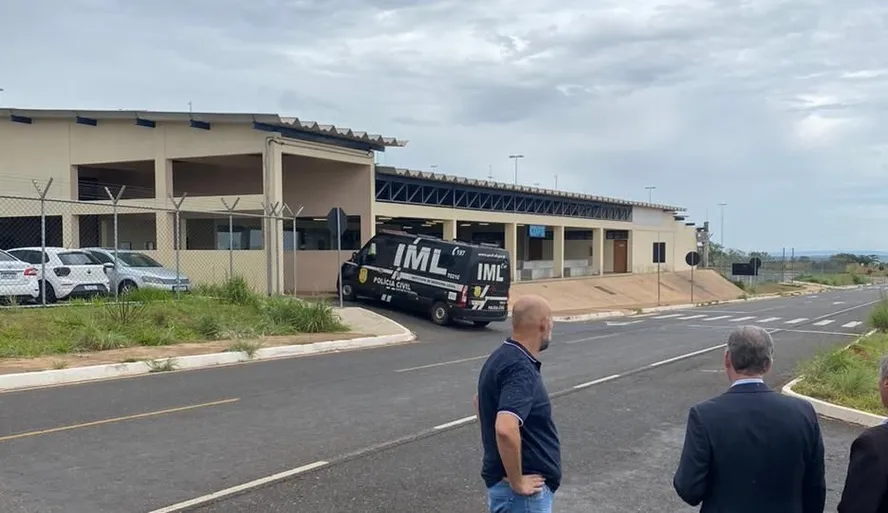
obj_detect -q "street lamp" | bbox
[645,186,656,203]
[718,203,727,246]
[509,154,524,184]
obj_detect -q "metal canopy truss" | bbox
[375,175,632,222]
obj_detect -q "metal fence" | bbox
[708,249,884,284]
[0,179,305,305]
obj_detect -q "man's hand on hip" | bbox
[510,474,545,496]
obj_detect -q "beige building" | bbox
[0,109,701,293]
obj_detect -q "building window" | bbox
[653,241,667,263]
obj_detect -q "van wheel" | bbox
[430,302,451,325]
[472,321,490,327]
[339,281,356,301]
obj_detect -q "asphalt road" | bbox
[0,284,883,512]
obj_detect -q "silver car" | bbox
[82,248,191,295]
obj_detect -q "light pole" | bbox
[645,186,656,203]
[509,154,524,184]
[718,203,727,246]
[554,174,558,189]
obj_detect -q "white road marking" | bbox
[434,416,476,430]
[812,319,834,326]
[148,460,329,513]
[564,333,627,345]
[678,314,706,320]
[648,344,727,368]
[573,374,622,390]
[757,317,781,323]
[786,318,807,324]
[654,314,682,319]
[729,316,755,322]
[842,321,863,328]
[605,320,644,326]
[703,315,732,321]
[395,355,487,373]
[832,301,845,305]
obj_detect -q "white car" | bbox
[7,247,111,303]
[0,249,40,303]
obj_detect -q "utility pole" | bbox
[718,203,727,246]
[509,154,524,184]
[645,186,656,203]
[555,174,558,189]
[487,165,493,181]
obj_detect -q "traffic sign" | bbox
[750,256,763,269]
[685,251,701,267]
[327,207,347,236]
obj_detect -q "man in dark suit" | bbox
[673,325,826,513]
[838,354,888,513]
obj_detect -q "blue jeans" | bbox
[487,480,554,513]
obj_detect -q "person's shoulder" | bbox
[857,424,888,447]
[771,391,819,417]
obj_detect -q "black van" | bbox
[338,231,511,326]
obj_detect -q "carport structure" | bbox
[0,109,405,293]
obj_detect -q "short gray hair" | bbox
[881,354,888,382]
[727,326,774,374]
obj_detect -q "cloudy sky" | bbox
[3,0,887,252]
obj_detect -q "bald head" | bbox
[511,295,553,353]
[512,295,552,330]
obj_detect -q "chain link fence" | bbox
[707,248,886,286]
[0,180,307,306]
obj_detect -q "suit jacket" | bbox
[838,423,888,513]
[673,382,826,513]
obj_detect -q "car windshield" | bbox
[117,253,163,268]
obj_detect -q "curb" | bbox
[781,329,886,428]
[0,308,416,393]
[552,290,811,323]
[782,378,886,427]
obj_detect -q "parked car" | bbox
[0,249,40,303]
[7,247,111,303]
[81,248,191,294]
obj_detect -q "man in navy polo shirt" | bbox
[475,295,561,513]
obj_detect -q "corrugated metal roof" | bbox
[375,166,686,212]
[3,108,408,148]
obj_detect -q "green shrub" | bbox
[198,277,260,307]
[261,297,346,333]
[870,298,888,332]
[731,279,747,291]
[192,313,224,340]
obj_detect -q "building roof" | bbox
[375,166,686,212]
[3,108,408,151]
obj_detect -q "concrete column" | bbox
[553,225,565,278]
[442,219,457,240]
[504,222,518,281]
[263,142,285,294]
[62,214,80,248]
[154,158,175,250]
[366,164,377,242]
[594,228,605,276]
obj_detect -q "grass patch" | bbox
[795,273,870,286]
[0,279,347,359]
[794,333,888,415]
[228,340,262,359]
[870,297,888,332]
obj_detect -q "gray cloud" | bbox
[2,0,888,251]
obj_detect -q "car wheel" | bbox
[38,281,57,304]
[119,281,137,295]
[430,301,451,326]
